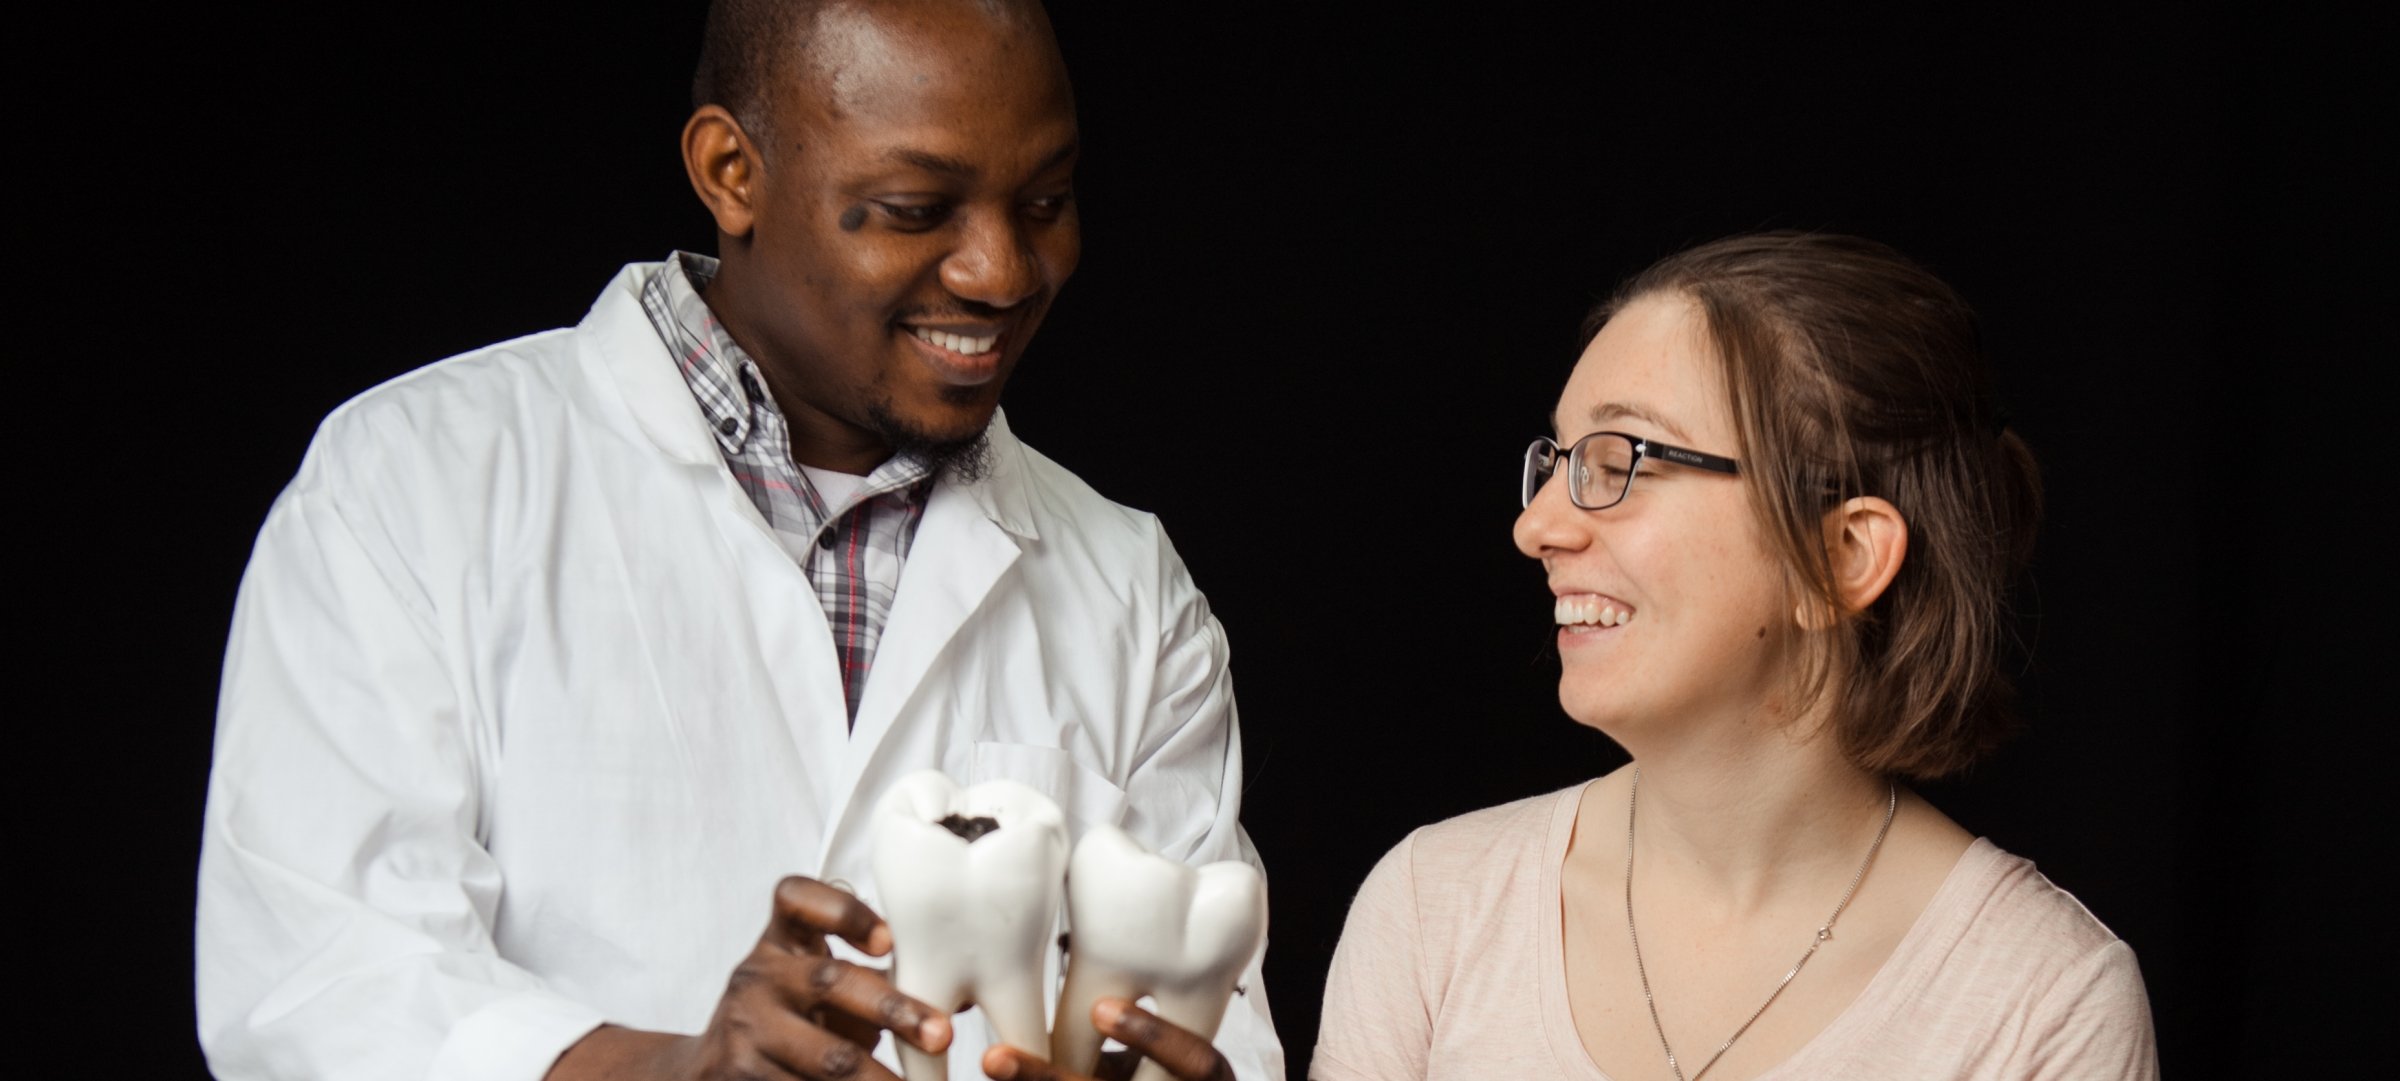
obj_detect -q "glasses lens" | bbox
[1522,440,1556,507]
[1574,434,1637,509]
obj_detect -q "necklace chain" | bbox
[1623,767,1897,1081]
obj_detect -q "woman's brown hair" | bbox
[1590,232,2042,779]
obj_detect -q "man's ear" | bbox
[682,105,761,239]
[1819,496,1908,619]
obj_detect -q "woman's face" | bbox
[1513,293,1796,742]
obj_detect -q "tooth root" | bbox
[1051,826,1268,1081]
[871,771,1069,1081]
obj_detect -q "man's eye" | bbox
[1023,193,1074,220]
[878,202,951,227]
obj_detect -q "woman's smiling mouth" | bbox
[1554,592,1637,631]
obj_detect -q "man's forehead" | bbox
[788,1,1066,121]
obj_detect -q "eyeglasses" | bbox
[1521,431,1741,510]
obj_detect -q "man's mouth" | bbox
[900,321,1009,386]
[906,325,999,356]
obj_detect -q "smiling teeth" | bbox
[1554,596,1634,627]
[911,327,998,356]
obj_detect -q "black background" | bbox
[34,2,2388,1078]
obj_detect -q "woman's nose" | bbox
[1513,471,1591,559]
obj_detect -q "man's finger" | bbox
[751,1019,908,1081]
[980,1044,1089,1081]
[770,876,893,955]
[1094,1000,1234,1081]
[779,954,951,1053]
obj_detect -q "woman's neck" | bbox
[1612,719,1894,914]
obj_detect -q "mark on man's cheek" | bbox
[1756,626,1767,639]
[839,206,868,232]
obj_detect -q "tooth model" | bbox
[870,771,1070,1081]
[1049,825,1269,1081]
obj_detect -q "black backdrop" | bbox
[36,2,2386,1078]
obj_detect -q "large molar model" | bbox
[1050,825,1269,1081]
[870,771,1070,1081]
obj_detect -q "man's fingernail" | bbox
[1093,998,1126,1028]
[984,1049,1018,1079]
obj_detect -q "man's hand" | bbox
[549,876,951,1081]
[978,999,1233,1081]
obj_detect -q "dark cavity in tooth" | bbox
[938,814,1002,841]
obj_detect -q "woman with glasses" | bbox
[1310,233,2156,1081]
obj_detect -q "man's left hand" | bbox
[979,998,1234,1081]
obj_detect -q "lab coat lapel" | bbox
[825,415,1039,845]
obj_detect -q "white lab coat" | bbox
[195,263,1282,1081]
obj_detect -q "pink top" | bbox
[1312,786,2157,1081]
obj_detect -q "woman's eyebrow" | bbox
[1569,400,1696,444]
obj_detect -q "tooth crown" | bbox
[1050,825,1268,1080]
[1554,594,1636,627]
[870,771,1070,1081]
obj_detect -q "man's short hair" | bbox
[691,0,1040,143]
[691,0,820,140]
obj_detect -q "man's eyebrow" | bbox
[880,139,1079,182]
[1553,400,1696,444]
[884,147,979,178]
[1032,138,1079,173]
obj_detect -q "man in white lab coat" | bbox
[194,3,1279,1081]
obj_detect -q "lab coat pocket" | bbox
[969,741,1129,838]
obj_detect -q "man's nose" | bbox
[940,211,1042,309]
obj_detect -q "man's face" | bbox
[727,3,1081,466]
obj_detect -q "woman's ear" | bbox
[682,104,762,240]
[1820,496,1908,618]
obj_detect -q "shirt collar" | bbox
[641,252,937,504]
[644,251,761,457]
[621,254,1033,534]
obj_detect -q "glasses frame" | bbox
[1522,431,1741,510]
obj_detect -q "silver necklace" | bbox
[1623,767,1897,1081]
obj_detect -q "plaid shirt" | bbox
[640,253,933,723]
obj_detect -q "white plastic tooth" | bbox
[870,771,1070,1081]
[1051,826,1268,1081]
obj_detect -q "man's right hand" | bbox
[549,876,952,1081]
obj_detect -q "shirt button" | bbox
[818,530,836,549]
[717,417,739,437]
[739,371,764,403]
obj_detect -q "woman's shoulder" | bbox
[1835,839,2157,1076]
[1382,784,1584,874]
[1948,840,2130,957]
[1893,838,2152,1024]
[1348,784,1585,931]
